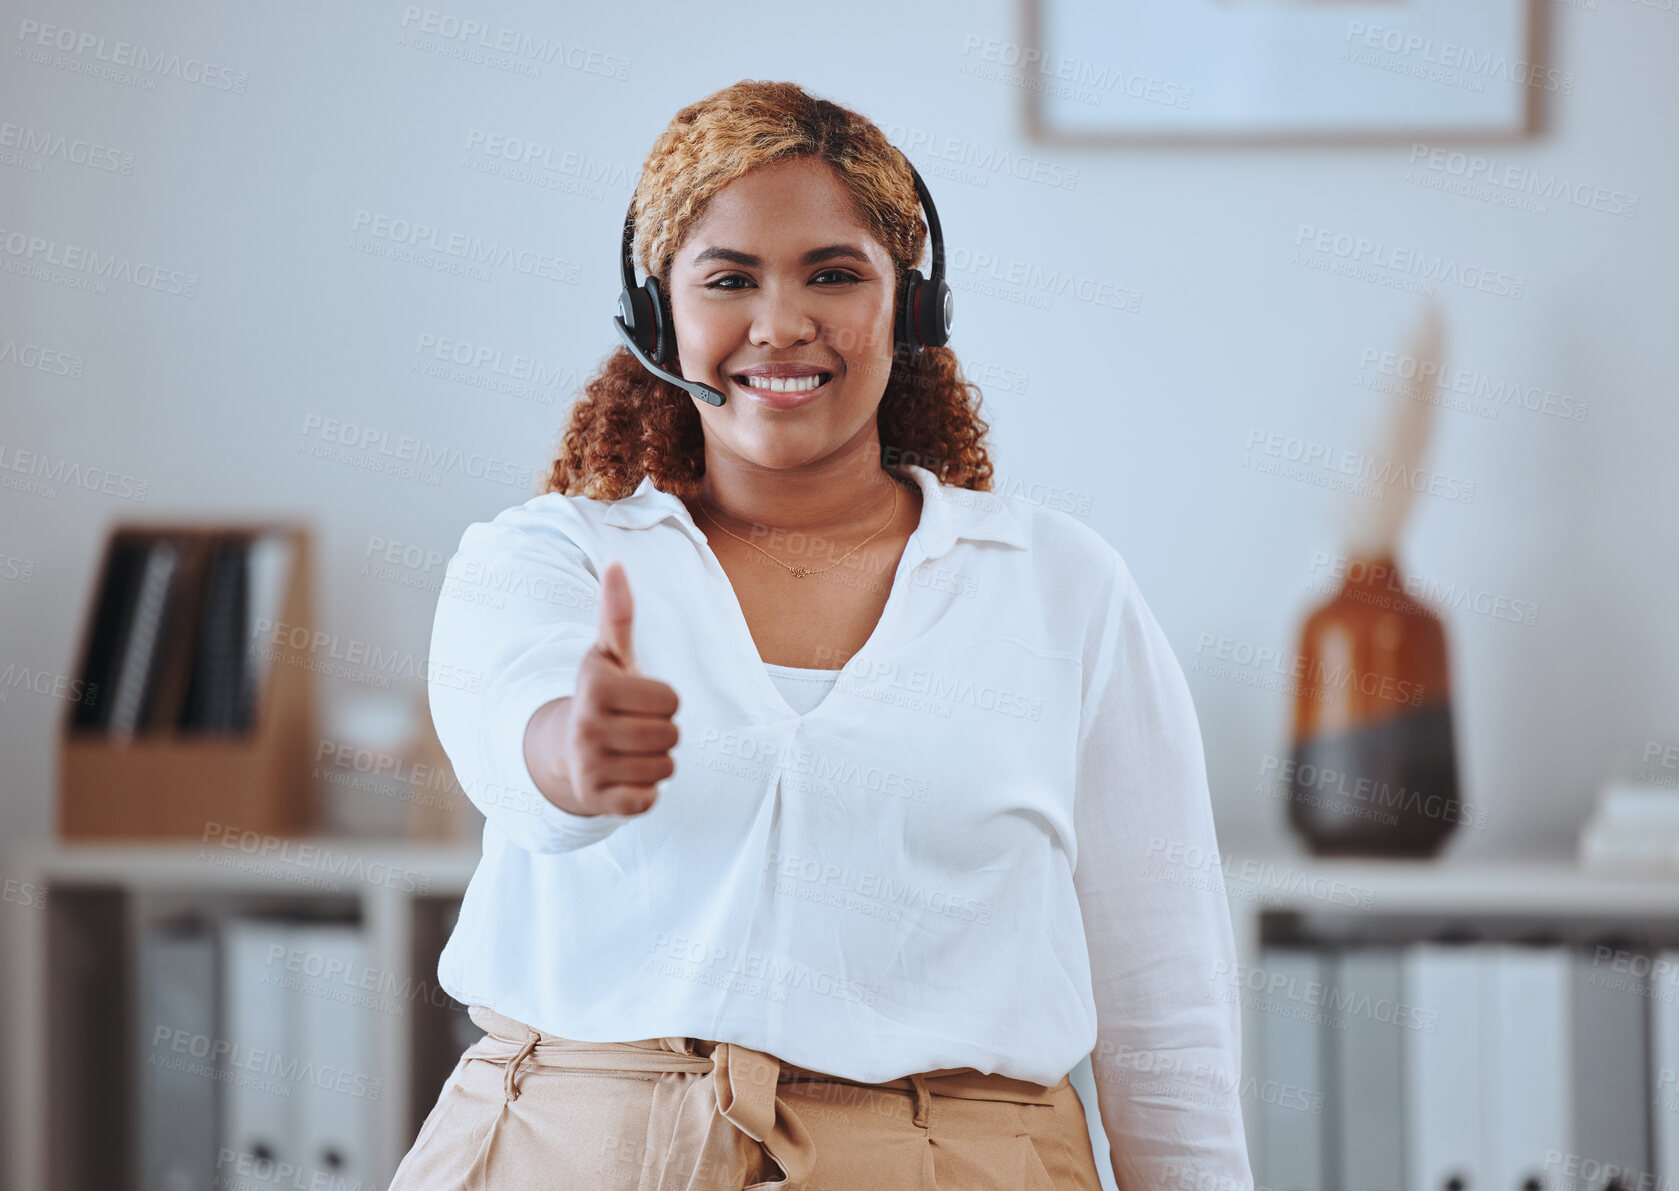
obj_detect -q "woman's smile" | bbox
[729,367,837,409]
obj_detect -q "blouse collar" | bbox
[600,463,1027,563]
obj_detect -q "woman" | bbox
[398,80,1254,1191]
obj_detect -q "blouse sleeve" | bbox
[1071,552,1255,1191]
[427,501,635,854]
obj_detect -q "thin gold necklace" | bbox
[695,474,903,579]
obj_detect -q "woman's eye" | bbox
[704,270,860,290]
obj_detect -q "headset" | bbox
[611,147,952,407]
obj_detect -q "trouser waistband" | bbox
[462,1004,1070,1188]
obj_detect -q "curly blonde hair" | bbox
[541,80,998,501]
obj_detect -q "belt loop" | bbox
[503,1032,539,1101]
[909,1072,932,1129]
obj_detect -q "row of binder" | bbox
[138,916,376,1190]
[73,529,294,736]
[1257,940,1679,1191]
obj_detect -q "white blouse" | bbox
[427,462,1253,1188]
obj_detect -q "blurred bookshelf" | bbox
[6,840,480,1191]
[8,841,1679,1191]
[1217,848,1679,1191]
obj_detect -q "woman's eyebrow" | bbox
[690,244,872,267]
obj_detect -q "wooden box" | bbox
[59,521,319,840]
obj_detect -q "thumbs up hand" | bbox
[557,559,680,816]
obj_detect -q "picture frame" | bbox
[1019,0,1548,146]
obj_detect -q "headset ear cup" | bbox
[644,275,674,364]
[619,286,654,356]
[898,268,925,355]
[920,276,953,348]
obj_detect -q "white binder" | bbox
[1653,948,1679,1180]
[1403,942,1484,1191]
[222,919,297,1170]
[1571,945,1652,1182]
[1334,946,1406,1191]
[292,923,374,1185]
[1482,944,1572,1191]
[1259,946,1328,1191]
[138,919,218,1191]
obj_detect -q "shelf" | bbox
[14,838,482,894]
[1217,845,1679,916]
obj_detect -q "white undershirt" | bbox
[761,661,841,717]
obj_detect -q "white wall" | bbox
[3,0,1676,1181]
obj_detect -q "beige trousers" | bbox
[387,1005,1106,1190]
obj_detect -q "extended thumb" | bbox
[597,559,639,673]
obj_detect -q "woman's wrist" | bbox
[523,697,597,817]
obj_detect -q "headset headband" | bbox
[620,148,944,295]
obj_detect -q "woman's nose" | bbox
[749,286,817,347]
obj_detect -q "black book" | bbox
[71,535,152,730]
[177,536,252,734]
[106,538,182,736]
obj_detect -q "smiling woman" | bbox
[541,80,993,504]
[397,78,1255,1191]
